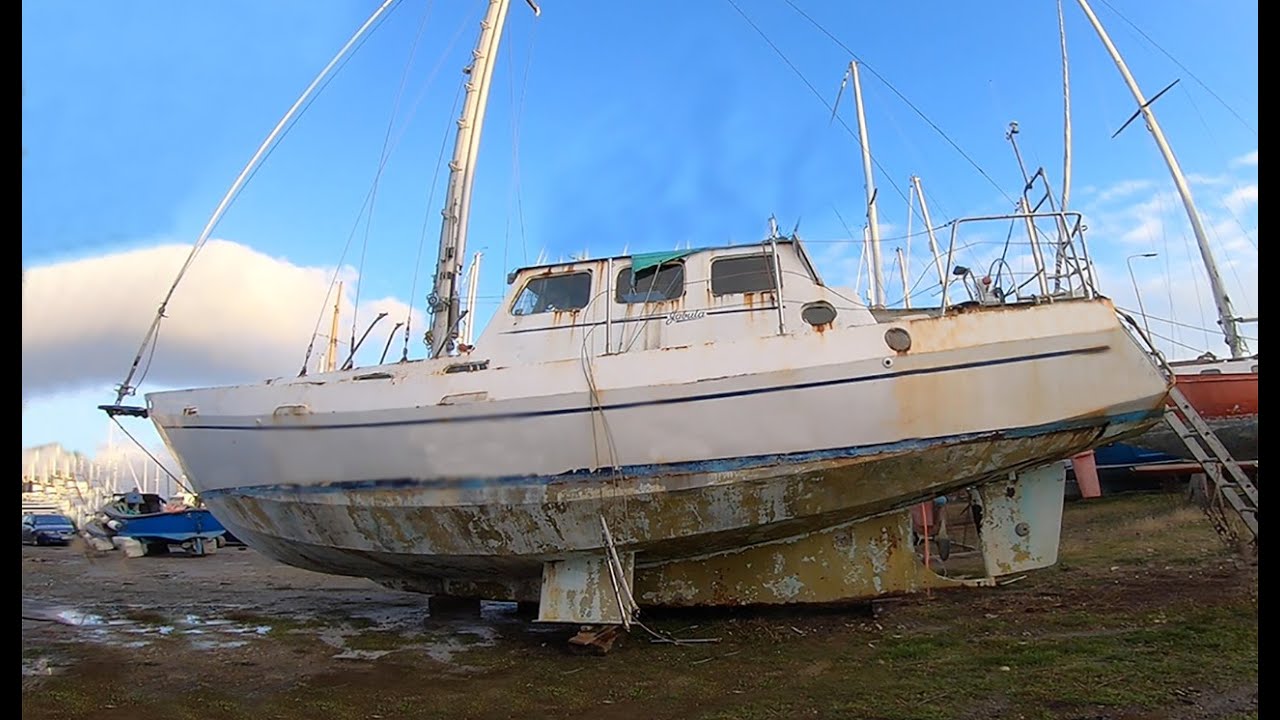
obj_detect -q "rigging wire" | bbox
[830,206,864,293]
[114,0,404,403]
[108,417,193,494]
[351,0,438,355]
[1117,306,1246,336]
[1147,327,1224,355]
[404,83,467,361]
[303,7,479,372]
[1178,224,1213,352]
[507,15,539,272]
[1157,197,1180,352]
[731,0,993,280]
[397,11,482,361]
[132,321,163,393]
[778,0,1016,207]
[1178,85,1259,253]
[722,0,912,209]
[1095,0,1257,138]
[1174,89,1259,325]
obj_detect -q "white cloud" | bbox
[1092,186,1258,361]
[1222,183,1258,215]
[1085,187,1183,248]
[1186,173,1231,187]
[22,239,423,400]
[1231,150,1258,167]
[1095,179,1154,204]
[1119,215,1166,246]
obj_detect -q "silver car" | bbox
[21,514,77,546]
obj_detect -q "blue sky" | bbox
[22,0,1257,457]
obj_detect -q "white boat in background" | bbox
[106,0,1174,625]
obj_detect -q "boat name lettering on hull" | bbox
[665,310,706,325]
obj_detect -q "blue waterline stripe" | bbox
[175,345,1109,433]
[199,407,1160,499]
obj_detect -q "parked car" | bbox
[21,514,77,546]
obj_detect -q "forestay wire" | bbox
[106,0,404,409]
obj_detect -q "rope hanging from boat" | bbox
[576,299,719,646]
[107,0,404,408]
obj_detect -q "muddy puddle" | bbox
[22,598,514,664]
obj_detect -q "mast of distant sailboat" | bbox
[1075,0,1248,359]
[462,251,483,346]
[848,61,886,308]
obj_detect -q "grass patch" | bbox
[22,492,1256,720]
[122,609,170,626]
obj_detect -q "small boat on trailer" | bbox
[96,492,227,557]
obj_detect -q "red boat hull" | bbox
[1173,371,1258,419]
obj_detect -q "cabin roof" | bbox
[506,237,801,281]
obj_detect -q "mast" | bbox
[896,247,911,309]
[1058,0,1073,209]
[909,176,948,293]
[463,251,482,346]
[1075,0,1246,359]
[427,0,515,358]
[326,281,342,373]
[849,61,885,308]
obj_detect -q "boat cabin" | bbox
[473,238,880,363]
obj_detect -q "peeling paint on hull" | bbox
[200,416,1155,601]
[147,298,1171,604]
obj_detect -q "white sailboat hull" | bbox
[149,299,1169,597]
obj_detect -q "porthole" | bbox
[884,327,912,352]
[801,301,838,326]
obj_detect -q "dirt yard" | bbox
[21,492,1257,720]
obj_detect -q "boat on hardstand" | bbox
[104,0,1176,623]
[1068,3,1258,465]
[90,491,227,556]
[1116,355,1258,463]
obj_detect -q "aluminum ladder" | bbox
[1164,386,1258,544]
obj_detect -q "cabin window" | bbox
[710,254,777,295]
[1199,369,1222,375]
[615,262,685,303]
[511,271,593,315]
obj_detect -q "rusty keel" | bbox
[634,510,972,607]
